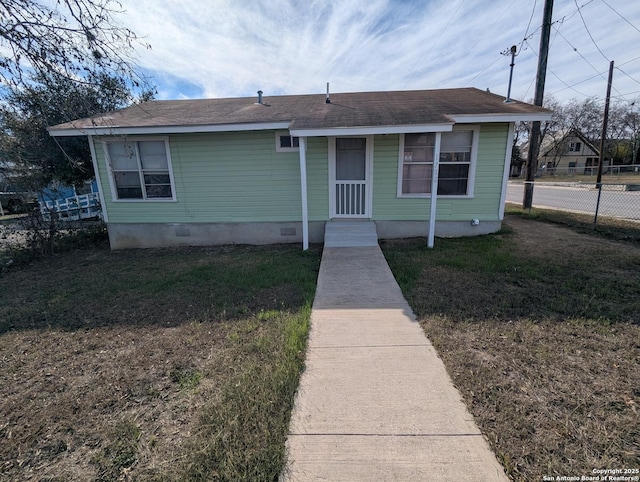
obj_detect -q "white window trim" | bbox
[103,137,177,202]
[275,131,300,152]
[396,125,479,199]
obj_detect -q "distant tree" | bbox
[515,96,564,172]
[562,97,603,143]
[0,0,148,90]
[624,97,640,164]
[0,73,153,188]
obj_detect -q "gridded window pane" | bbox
[404,133,435,163]
[139,141,168,169]
[402,164,432,193]
[143,173,171,185]
[437,164,469,195]
[405,133,435,147]
[108,142,138,170]
[145,185,172,198]
[440,131,472,163]
[114,171,143,198]
[279,135,299,149]
[280,135,292,148]
[143,172,172,198]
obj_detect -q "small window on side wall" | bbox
[105,139,176,201]
[275,132,300,152]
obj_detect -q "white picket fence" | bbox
[40,192,102,221]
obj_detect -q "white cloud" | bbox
[118,0,640,103]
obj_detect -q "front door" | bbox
[331,137,371,218]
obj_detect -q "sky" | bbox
[116,0,640,106]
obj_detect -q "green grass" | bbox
[183,307,311,481]
[0,243,321,481]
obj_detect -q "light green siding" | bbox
[95,130,310,223]
[372,123,509,221]
[306,137,329,221]
[94,124,508,225]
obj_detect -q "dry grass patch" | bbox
[381,216,640,481]
[0,244,320,481]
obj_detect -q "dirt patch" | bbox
[506,215,633,258]
[1,322,226,481]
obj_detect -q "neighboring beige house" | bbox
[539,130,602,175]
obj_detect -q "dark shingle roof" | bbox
[49,88,551,134]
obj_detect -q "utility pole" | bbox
[523,0,554,209]
[594,60,614,224]
[505,45,517,103]
[596,61,614,186]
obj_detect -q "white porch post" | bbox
[298,136,309,250]
[428,133,441,248]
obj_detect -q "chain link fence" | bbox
[535,164,640,178]
[506,181,640,223]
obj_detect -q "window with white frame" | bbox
[105,139,175,200]
[401,133,435,194]
[275,132,300,152]
[438,130,473,195]
[569,141,581,152]
[399,128,477,197]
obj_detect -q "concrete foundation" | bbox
[106,219,502,250]
[375,220,502,239]
[107,221,326,249]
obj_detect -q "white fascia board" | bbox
[289,123,453,137]
[48,122,292,137]
[450,113,552,123]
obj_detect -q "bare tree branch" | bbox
[0,0,149,90]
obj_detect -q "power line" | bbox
[552,25,607,81]
[462,56,502,87]
[549,70,604,96]
[616,67,640,87]
[525,40,591,98]
[517,0,538,55]
[574,0,609,62]
[599,0,640,36]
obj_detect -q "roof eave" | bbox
[450,113,553,123]
[289,123,454,137]
[48,121,292,137]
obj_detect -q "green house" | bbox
[49,88,551,250]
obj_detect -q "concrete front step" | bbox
[324,220,378,247]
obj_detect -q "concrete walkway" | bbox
[283,246,509,481]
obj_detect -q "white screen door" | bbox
[333,137,370,218]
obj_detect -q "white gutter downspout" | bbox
[499,122,515,220]
[298,136,309,250]
[87,135,109,223]
[427,133,441,248]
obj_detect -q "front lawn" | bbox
[0,243,320,481]
[382,216,640,481]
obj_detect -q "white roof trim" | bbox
[48,122,292,137]
[290,123,454,137]
[450,113,552,123]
